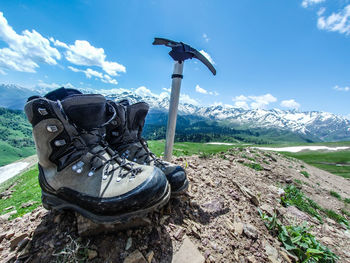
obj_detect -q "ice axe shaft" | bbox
[164,61,184,161]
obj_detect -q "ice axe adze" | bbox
[153,37,216,161]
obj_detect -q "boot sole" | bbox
[171,179,189,196]
[42,183,171,224]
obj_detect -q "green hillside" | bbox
[0,107,35,166]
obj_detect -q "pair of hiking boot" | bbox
[25,87,188,223]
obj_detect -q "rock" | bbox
[286,206,309,221]
[234,222,244,235]
[247,255,257,263]
[243,223,258,239]
[145,251,154,263]
[265,243,279,263]
[124,250,147,263]
[10,233,28,250]
[21,201,37,208]
[279,251,293,263]
[260,204,274,216]
[125,237,132,251]
[280,248,298,263]
[174,227,185,240]
[87,249,98,260]
[172,236,205,263]
[201,198,224,213]
[76,213,151,236]
[0,210,17,222]
[285,177,293,184]
[4,206,15,211]
[17,237,29,251]
[320,236,334,246]
[0,232,6,243]
[6,230,15,239]
[277,188,285,196]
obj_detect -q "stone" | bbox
[0,232,6,243]
[10,233,28,250]
[0,210,17,222]
[76,213,151,236]
[201,198,224,213]
[172,236,205,263]
[145,251,154,263]
[124,250,147,263]
[279,251,293,263]
[234,222,244,235]
[6,230,15,239]
[17,237,29,251]
[4,206,15,211]
[21,201,37,208]
[243,223,258,239]
[174,227,185,240]
[260,204,274,216]
[320,236,334,246]
[286,206,309,221]
[125,237,132,251]
[87,249,98,260]
[265,243,280,263]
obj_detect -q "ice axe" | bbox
[153,37,216,161]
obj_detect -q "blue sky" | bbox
[0,0,349,118]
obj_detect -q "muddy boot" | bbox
[106,100,189,195]
[25,88,170,223]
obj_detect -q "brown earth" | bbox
[0,148,350,263]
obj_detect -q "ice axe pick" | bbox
[152,37,216,161]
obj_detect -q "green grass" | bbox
[345,198,350,204]
[282,150,350,179]
[242,162,263,171]
[300,171,310,178]
[0,141,35,166]
[0,166,41,219]
[330,191,342,200]
[281,185,350,228]
[147,140,238,157]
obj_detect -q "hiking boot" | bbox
[25,88,170,223]
[106,100,189,195]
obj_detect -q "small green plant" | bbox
[242,162,263,171]
[344,198,350,204]
[263,160,270,165]
[259,210,338,263]
[301,165,305,168]
[300,171,310,178]
[294,179,303,185]
[330,191,342,201]
[281,185,323,222]
[341,209,350,218]
[199,152,212,159]
[324,209,349,227]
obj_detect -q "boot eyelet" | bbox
[76,168,83,174]
[38,107,48,115]
[116,177,121,182]
[47,125,58,132]
[102,175,108,180]
[54,139,66,146]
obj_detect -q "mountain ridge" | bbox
[1,83,349,142]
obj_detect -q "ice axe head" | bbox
[153,37,216,75]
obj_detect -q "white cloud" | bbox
[317,5,350,35]
[180,94,199,106]
[302,0,325,8]
[333,85,350,91]
[234,101,250,110]
[162,87,171,92]
[0,12,61,73]
[202,33,210,42]
[232,95,249,102]
[199,50,215,65]
[280,99,301,109]
[232,93,277,109]
[68,66,118,85]
[195,84,218,95]
[195,84,208,94]
[52,39,126,76]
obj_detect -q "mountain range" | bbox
[1,83,349,142]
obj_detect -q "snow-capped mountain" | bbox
[1,84,349,141]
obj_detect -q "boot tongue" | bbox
[127,102,149,139]
[61,94,107,130]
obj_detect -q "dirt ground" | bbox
[0,148,349,263]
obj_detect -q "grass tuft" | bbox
[300,171,310,178]
[329,191,342,200]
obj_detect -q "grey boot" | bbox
[25,88,170,223]
[106,100,189,195]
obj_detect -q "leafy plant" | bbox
[329,191,342,201]
[344,198,350,204]
[242,162,263,171]
[259,210,338,263]
[300,171,310,178]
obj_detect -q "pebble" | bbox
[125,237,132,251]
[243,223,258,239]
[87,249,98,260]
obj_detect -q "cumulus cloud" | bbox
[333,85,350,91]
[162,87,171,92]
[317,5,350,35]
[232,93,277,109]
[180,94,199,106]
[195,84,208,94]
[199,50,215,65]
[0,12,61,73]
[280,99,301,109]
[302,0,325,8]
[202,33,210,42]
[37,81,75,90]
[68,66,118,85]
[195,84,218,95]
